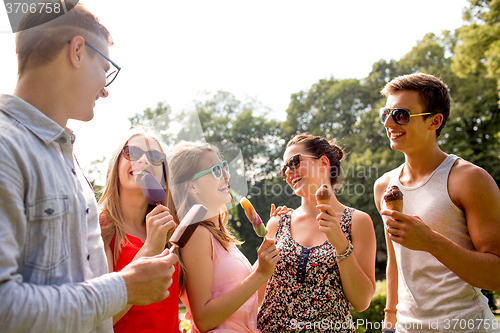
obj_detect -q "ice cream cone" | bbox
[383,185,404,213]
[315,184,331,213]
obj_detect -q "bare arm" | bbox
[317,206,376,312]
[181,226,279,332]
[382,161,500,291]
[374,175,398,328]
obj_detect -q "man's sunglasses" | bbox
[122,145,165,166]
[280,154,320,180]
[379,107,434,126]
[192,161,230,180]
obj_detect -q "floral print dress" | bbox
[257,208,354,332]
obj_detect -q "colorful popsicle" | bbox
[240,197,268,237]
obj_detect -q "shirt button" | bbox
[87,254,90,260]
[71,169,76,175]
[86,208,90,214]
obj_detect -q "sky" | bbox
[0,0,469,181]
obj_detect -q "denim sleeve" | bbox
[0,138,127,332]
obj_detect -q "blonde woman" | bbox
[99,132,180,333]
[169,141,280,333]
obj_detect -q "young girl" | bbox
[99,132,180,333]
[169,141,280,333]
[258,134,377,332]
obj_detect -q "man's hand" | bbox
[381,209,436,252]
[119,249,178,306]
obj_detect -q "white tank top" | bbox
[381,154,497,332]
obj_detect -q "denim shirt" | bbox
[0,95,127,333]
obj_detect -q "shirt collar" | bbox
[0,94,69,145]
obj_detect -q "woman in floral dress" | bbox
[258,134,376,332]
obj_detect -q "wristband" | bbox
[384,308,397,314]
[334,241,353,263]
[382,329,396,333]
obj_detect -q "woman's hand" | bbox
[270,204,293,217]
[143,205,176,255]
[255,238,280,279]
[316,204,347,250]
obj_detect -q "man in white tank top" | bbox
[374,73,500,333]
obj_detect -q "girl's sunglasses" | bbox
[192,161,230,180]
[280,154,319,180]
[122,145,166,166]
[379,107,434,126]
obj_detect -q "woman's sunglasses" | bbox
[122,145,166,166]
[192,161,230,180]
[280,154,319,180]
[379,107,434,126]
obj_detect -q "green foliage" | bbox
[351,280,387,333]
[483,289,500,312]
[452,0,500,106]
[122,1,500,273]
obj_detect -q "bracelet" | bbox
[334,241,353,263]
[382,329,396,333]
[384,307,397,314]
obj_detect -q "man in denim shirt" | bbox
[0,3,178,332]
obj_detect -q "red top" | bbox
[111,234,179,333]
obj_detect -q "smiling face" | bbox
[71,37,110,122]
[282,144,326,198]
[190,151,231,211]
[384,90,438,154]
[118,135,164,194]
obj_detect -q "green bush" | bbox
[351,280,387,333]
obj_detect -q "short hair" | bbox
[286,134,345,187]
[15,1,112,75]
[381,73,451,137]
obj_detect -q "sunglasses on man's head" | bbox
[280,154,320,180]
[122,145,165,166]
[379,107,435,126]
[192,161,230,181]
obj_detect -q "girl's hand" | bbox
[270,204,293,217]
[316,204,345,248]
[255,238,280,279]
[144,205,176,255]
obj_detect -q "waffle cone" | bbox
[386,199,403,213]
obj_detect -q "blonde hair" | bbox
[169,141,242,295]
[98,132,179,266]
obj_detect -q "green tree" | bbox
[452,0,500,106]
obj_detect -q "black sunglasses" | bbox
[379,107,434,126]
[280,154,320,180]
[122,145,165,166]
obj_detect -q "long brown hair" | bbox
[99,132,179,266]
[169,141,242,295]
